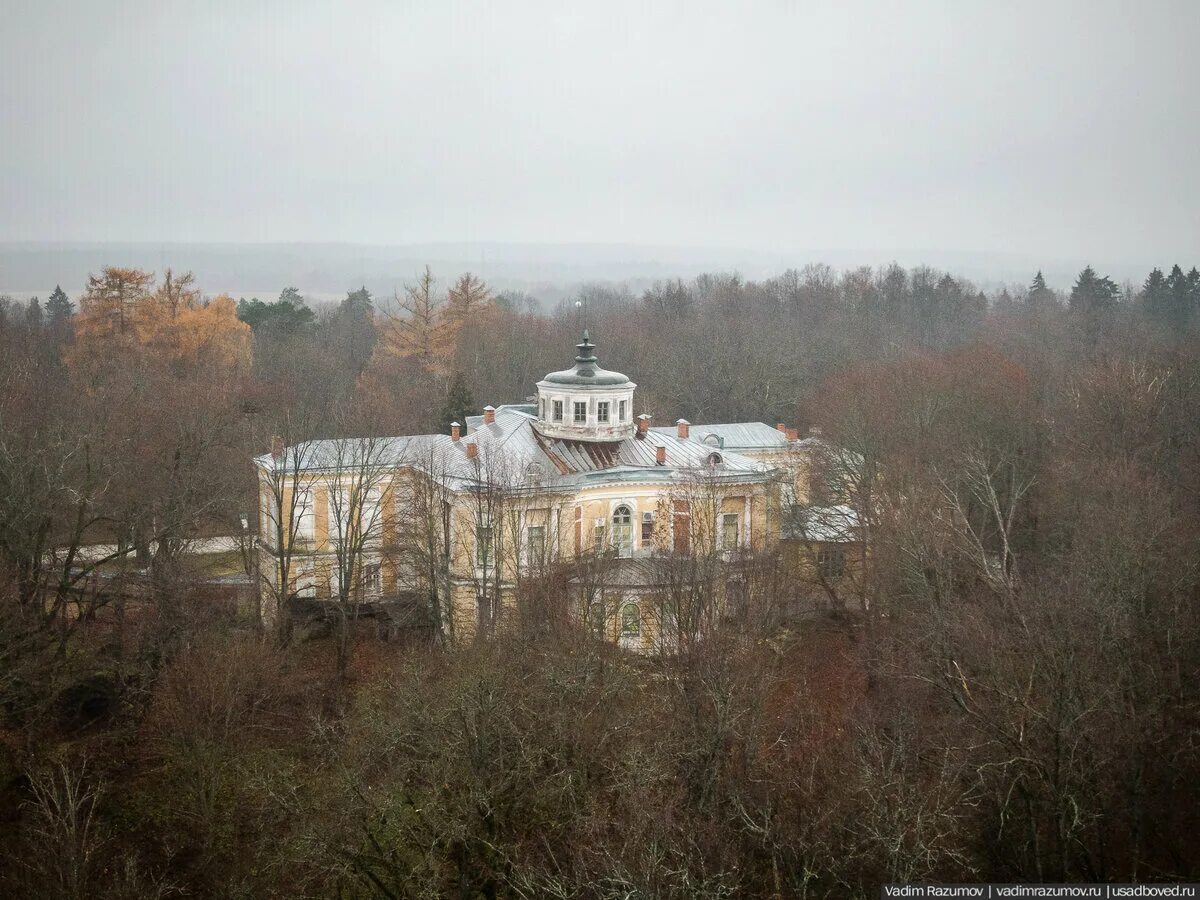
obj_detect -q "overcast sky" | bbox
[2,1,1197,265]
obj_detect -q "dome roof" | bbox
[541,330,633,387]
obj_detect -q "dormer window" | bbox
[553,400,563,422]
[573,401,587,423]
[597,401,610,423]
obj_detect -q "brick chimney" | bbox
[676,418,690,439]
[483,405,496,425]
[271,434,283,459]
[776,422,787,433]
[655,445,666,466]
[637,413,652,437]
[451,421,461,442]
[466,442,478,460]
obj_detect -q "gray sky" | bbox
[2,0,1198,264]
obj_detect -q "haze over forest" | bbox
[3,1,1198,299]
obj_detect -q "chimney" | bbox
[483,405,496,425]
[655,445,666,466]
[676,418,690,439]
[776,422,787,433]
[637,413,652,437]
[271,434,283,459]
[451,421,461,442]
[466,442,478,460]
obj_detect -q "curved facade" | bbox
[534,331,636,441]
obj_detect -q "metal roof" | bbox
[781,504,860,542]
[566,556,703,588]
[256,404,777,493]
[539,330,633,388]
[651,421,791,450]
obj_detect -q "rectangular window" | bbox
[364,563,382,596]
[597,401,610,423]
[722,513,739,550]
[619,400,627,421]
[574,401,587,423]
[588,594,606,639]
[641,512,654,543]
[594,523,606,550]
[527,525,546,564]
[475,525,492,568]
[294,489,315,543]
[817,546,846,579]
[553,400,563,422]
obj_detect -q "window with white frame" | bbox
[527,524,546,565]
[641,511,654,544]
[597,401,610,423]
[573,401,587,423]
[294,489,315,544]
[721,513,739,550]
[476,524,492,569]
[553,399,563,422]
[364,562,382,596]
[619,399,627,421]
[612,504,633,557]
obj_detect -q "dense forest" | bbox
[2,259,1199,897]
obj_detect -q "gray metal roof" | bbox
[566,556,703,588]
[256,404,777,494]
[539,330,633,388]
[651,421,791,450]
[781,504,860,542]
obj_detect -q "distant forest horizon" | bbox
[0,240,1166,306]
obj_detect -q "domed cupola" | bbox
[534,330,636,441]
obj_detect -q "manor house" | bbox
[255,331,856,650]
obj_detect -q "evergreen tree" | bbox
[46,284,73,324]
[237,295,315,334]
[25,297,43,328]
[1142,267,1168,324]
[335,286,376,376]
[1069,265,1120,315]
[1027,270,1056,314]
[439,370,475,434]
[1164,265,1195,332]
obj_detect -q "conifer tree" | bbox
[46,284,73,324]
[1142,268,1168,324]
[1026,270,1055,314]
[1069,265,1119,314]
[439,370,475,434]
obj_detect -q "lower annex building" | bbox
[254,331,857,651]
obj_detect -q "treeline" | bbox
[1,258,1199,896]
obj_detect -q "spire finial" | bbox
[574,329,598,372]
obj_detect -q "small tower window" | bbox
[597,401,610,423]
[619,400,627,421]
[573,401,587,423]
[553,400,563,422]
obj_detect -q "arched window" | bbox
[707,451,723,466]
[612,504,633,557]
